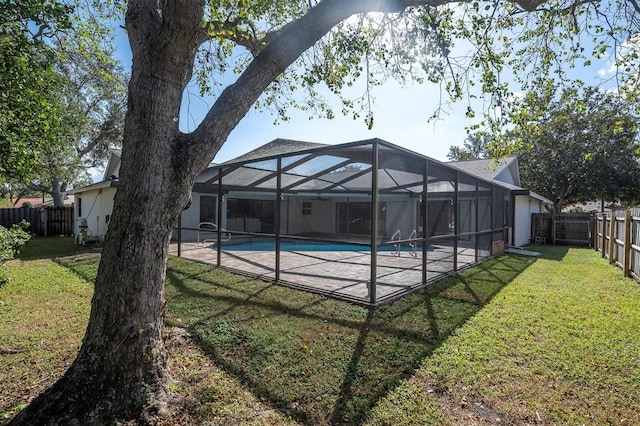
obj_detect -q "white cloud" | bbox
[598,63,617,78]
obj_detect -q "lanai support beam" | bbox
[369,141,379,305]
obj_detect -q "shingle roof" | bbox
[222,138,328,165]
[446,157,516,181]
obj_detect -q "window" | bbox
[77,197,82,217]
[226,198,275,233]
[302,201,312,215]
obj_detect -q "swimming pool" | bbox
[221,240,418,252]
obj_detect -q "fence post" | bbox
[608,211,616,264]
[42,208,48,237]
[623,210,632,277]
[601,215,606,258]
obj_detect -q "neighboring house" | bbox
[13,198,46,208]
[68,140,550,247]
[34,194,75,208]
[67,150,120,239]
[447,157,551,247]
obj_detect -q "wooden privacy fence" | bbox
[595,208,640,283]
[0,206,74,237]
[531,213,594,246]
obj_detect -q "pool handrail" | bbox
[408,229,417,257]
[391,229,401,256]
[198,222,231,244]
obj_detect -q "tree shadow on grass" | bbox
[164,252,538,425]
[53,245,542,425]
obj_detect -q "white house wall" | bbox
[176,194,202,241]
[514,194,546,247]
[381,196,415,239]
[74,187,116,237]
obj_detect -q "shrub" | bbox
[0,221,31,286]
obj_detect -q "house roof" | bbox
[35,194,75,207]
[222,138,328,165]
[447,156,551,204]
[71,138,550,205]
[13,197,45,208]
[198,138,533,197]
[447,157,520,186]
[103,149,122,181]
[67,179,118,194]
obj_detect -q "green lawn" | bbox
[1,238,639,425]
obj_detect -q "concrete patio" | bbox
[169,242,478,305]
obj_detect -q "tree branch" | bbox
[204,20,264,56]
[187,0,431,170]
[185,0,551,173]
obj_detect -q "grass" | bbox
[368,246,640,425]
[1,237,640,425]
[0,240,94,419]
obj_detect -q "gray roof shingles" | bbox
[222,138,328,165]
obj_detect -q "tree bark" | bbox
[9,2,206,424]
[50,179,63,208]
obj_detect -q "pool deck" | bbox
[169,242,477,305]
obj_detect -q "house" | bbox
[33,194,75,208]
[447,156,551,247]
[562,200,623,213]
[12,198,46,208]
[69,139,549,248]
[68,138,553,305]
[67,150,120,240]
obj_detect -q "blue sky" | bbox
[179,77,476,164]
[106,11,619,179]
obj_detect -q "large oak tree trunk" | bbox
[9,3,206,424]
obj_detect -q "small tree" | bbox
[0,2,127,207]
[0,221,31,287]
[0,1,72,183]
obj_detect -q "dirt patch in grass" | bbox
[428,388,508,425]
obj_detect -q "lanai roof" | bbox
[196,138,524,196]
[222,138,328,165]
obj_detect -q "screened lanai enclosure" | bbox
[176,138,513,307]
